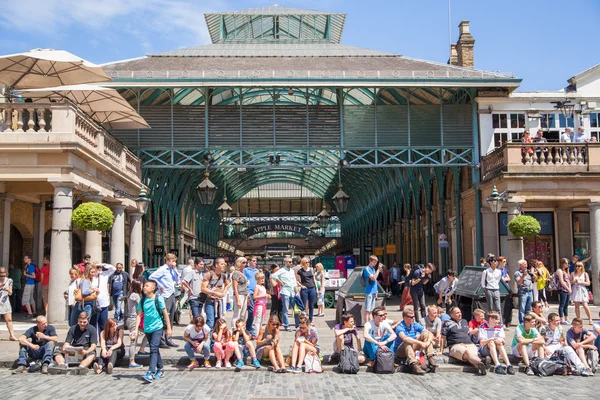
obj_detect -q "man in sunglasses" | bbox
[362,306,396,365]
[393,306,437,375]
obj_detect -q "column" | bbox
[84,195,104,263]
[129,212,143,274]
[481,207,499,256]
[110,205,126,266]
[454,190,463,272]
[32,203,45,263]
[0,194,15,267]
[507,200,524,303]
[178,232,185,262]
[47,183,74,324]
[588,203,600,306]
[438,196,447,274]
[555,209,573,263]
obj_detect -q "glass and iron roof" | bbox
[242,182,319,199]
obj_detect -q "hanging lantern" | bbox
[232,214,244,234]
[217,197,233,221]
[310,218,320,231]
[134,188,151,215]
[197,171,217,205]
[317,203,331,228]
[332,183,350,214]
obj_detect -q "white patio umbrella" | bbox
[20,84,149,130]
[0,48,110,90]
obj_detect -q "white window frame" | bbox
[492,112,526,148]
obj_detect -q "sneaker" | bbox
[495,365,507,375]
[580,367,591,377]
[234,360,244,372]
[292,366,302,374]
[506,364,515,375]
[215,362,222,369]
[252,359,261,369]
[93,362,101,374]
[129,363,142,369]
[26,314,35,319]
[47,364,68,375]
[287,366,296,373]
[525,366,534,376]
[153,369,164,379]
[143,371,154,383]
[477,361,487,376]
[41,364,49,374]
[12,365,27,374]
[78,366,89,375]
[284,326,291,332]
[187,360,199,370]
[411,363,426,376]
[107,362,113,375]
[225,362,232,369]
[204,361,212,369]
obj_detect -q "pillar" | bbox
[588,203,600,306]
[110,205,126,266]
[556,209,573,266]
[454,191,464,272]
[507,201,524,303]
[438,196,447,274]
[426,205,433,265]
[129,212,143,274]
[481,207,499,256]
[47,183,73,323]
[84,195,104,263]
[32,203,45,263]
[0,194,15,267]
[178,232,185,262]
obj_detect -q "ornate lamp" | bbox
[134,188,151,215]
[217,197,233,221]
[486,186,505,214]
[317,203,331,228]
[197,171,217,205]
[232,214,244,234]
[332,184,350,214]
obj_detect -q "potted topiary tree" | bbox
[507,215,541,239]
[72,202,114,232]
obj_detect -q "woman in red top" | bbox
[381,265,391,293]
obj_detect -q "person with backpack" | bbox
[332,313,365,365]
[393,306,438,375]
[22,255,38,318]
[362,255,381,323]
[362,306,397,366]
[200,257,230,330]
[539,313,589,376]
[149,253,182,348]
[109,263,130,323]
[132,279,172,383]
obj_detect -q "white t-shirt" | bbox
[365,320,391,341]
[184,324,211,342]
[93,264,116,308]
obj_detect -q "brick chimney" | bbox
[456,20,475,69]
[448,44,458,66]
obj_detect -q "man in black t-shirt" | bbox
[13,316,58,374]
[51,311,97,374]
[441,307,487,375]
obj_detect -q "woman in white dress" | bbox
[0,266,18,341]
[570,261,593,325]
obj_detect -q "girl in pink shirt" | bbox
[253,273,269,336]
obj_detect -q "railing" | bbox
[482,143,598,181]
[0,103,141,179]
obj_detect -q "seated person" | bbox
[394,306,437,375]
[424,305,442,348]
[13,316,58,374]
[212,318,238,369]
[288,315,320,373]
[441,307,487,375]
[184,316,212,369]
[468,308,486,336]
[52,311,98,374]
[539,312,589,376]
[256,315,286,373]
[594,312,600,351]
[566,318,597,374]
[478,311,514,375]
[528,301,547,330]
[233,319,261,369]
[438,306,451,322]
[333,313,365,364]
[511,314,545,375]
[362,306,396,366]
[94,318,125,375]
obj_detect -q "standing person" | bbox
[231,257,249,329]
[200,257,229,330]
[129,259,138,275]
[40,256,50,316]
[76,254,91,275]
[244,256,259,335]
[410,263,432,324]
[399,263,413,311]
[0,266,18,340]
[132,280,172,383]
[22,255,37,318]
[94,318,125,375]
[381,265,391,294]
[109,263,130,323]
[8,264,22,314]
[362,255,381,323]
[66,268,82,327]
[560,127,573,143]
[498,256,511,283]
[80,265,100,321]
[269,264,283,321]
[252,272,269,335]
[390,262,401,297]
[434,270,457,312]
[184,316,212,369]
[570,261,593,325]
[183,257,206,320]
[149,253,181,348]
[13,316,58,374]
[132,262,146,284]
[126,280,146,368]
[556,258,572,325]
[514,259,534,324]
[93,263,117,334]
[296,257,317,323]
[314,263,326,317]
[481,256,502,318]
[271,257,296,331]
[535,261,550,308]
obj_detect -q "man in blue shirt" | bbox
[149,253,181,348]
[22,255,37,318]
[109,263,130,322]
[394,306,437,375]
[363,255,381,323]
[244,256,259,334]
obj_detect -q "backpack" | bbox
[529,357,556,377]
[141,295,166,329]
[34,265,42,283]
[373,348,395,374]
[587,349,598,373]
[550,349,575,375]
[359,269,367,288]
[546,273,559,291]
[338,348,359,374]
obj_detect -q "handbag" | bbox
[304,353,323,373]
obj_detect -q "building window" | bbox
[590,112,600,141]
[492,113,525,147]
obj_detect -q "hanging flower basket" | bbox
[507,215,541,238]
[72,202,114,231]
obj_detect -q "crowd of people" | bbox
[2,252,599,381]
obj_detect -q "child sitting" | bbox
[212,318,238,368]
[478,311,514,375]
[233,319,261,370]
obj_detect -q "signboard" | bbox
[243,223,310,238]
[352,247,360,256]
[498,212,554,236]
[374,247,384,256]
[265,243,297,251]
[385,244,396,254]
[153,245,164,255]
[364,245,373,253]
[191,249,200,257]
[169,249,179,257]
[438,234,449,248]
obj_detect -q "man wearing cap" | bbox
[482,256,503,320]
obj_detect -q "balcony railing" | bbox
[481,143,599,181]
[0,102,141,179]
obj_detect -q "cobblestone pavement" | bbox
[0,367,597,400]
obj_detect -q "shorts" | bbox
[512,345,534,359]
[42,286,49,304]
[365,293,377,312]
[449,343,479,361]
[22,284,36,305]
[479,345,490,358]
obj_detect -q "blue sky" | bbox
[1,0,598,91]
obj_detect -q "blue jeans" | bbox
[188,298,203,320]
[145,329,163,373]
[68,305,79,327]
[246,295,255,334]
[362,333,392,361]
[82,301,94,320]
[280,294,291,329]
[184,341,210,360]
[112,294,123,320]
[96,306,109,333]
[205,301,216,330]
[300,287,317,322]
[558,291,570,318]
[18,342,55,366]
[518,291,533,323]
